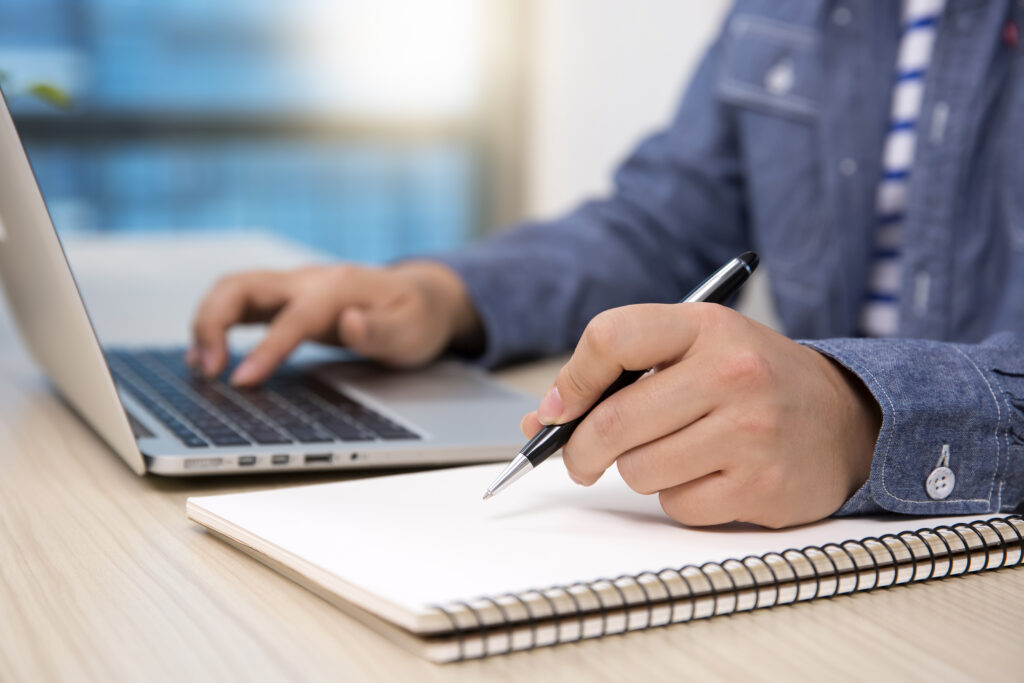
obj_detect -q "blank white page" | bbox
[187,460,992,633]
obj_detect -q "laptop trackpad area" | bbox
[311,359,536,445]
[312,360,527,405]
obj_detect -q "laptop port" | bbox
[184,457,223,470]
[304,453,332,465]
[238,456,257,467]
[271,454,290,466]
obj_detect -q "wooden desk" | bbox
[1,235,1021,681]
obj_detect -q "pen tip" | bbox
[482,491,493,500]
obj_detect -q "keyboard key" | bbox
[250,431,293,445]
[288,427,333,443]
[318,419,373,441]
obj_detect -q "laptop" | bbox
[0,89,538,476]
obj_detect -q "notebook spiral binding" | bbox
[432,515,1024,661]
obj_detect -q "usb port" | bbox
[271,454,290,466]
[184,457,223,470]
[304,453,332,465]
[238,456,257,467]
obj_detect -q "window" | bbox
[0,0,525,262]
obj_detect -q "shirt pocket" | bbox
[717,14,820,121]
[715,14,827,280]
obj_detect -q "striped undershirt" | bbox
[859,0,946,337]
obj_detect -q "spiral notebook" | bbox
[186,461,1024,663]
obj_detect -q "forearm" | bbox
[803,333,1024,516]
[432,203,725,367]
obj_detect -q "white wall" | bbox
[524,0,730,218]
[521,0,780,329]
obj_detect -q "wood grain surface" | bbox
[1,236,1022,682]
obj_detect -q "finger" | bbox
[561,359,719,485]
[338,307,370,350]
[539,303,705,425]
[230,302,325,385]
[518,412,591,486]
[657,471,739,527]
[338,301,431,367]
[614,414,732,494]
[520,411,543,438]
[191,272,292,375]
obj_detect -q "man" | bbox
[188,1,1024,528]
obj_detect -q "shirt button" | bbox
[839,157,858,176]
[832,6,853,26]
[765,57,795,95]
[926,466,955,500]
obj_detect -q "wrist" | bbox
[820,352,881,498]
[389,260,484,355]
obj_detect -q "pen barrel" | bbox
[522,368,646,467]
[680,257,753,306]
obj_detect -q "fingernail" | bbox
[537,386,563,425]
[568,470,583,485]
[230,359,257,386]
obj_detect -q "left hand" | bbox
[521,303,881,528]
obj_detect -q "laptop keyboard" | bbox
[105,349,420,449]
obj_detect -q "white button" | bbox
[832,6,853,26]
[839,158,858,176]
[930,102,950,145]
[926,466,955,500]
[765,57,795,95]
[913,271,931,315]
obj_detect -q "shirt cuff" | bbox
[801,337,1016,516]
[428,249,517,369]
[427,225,586,368]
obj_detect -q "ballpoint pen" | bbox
[482,251,759,500]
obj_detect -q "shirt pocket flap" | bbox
[717,15,821,120]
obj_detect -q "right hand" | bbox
[187,261,483,386]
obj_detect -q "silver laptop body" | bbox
[0,89,537,476]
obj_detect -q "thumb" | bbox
[339,307,371,351]
[339,305,423,364]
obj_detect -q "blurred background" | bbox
[0,0,729,263]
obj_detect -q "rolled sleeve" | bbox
[431,21,749,369]
[431,223,581,368]
[801,333,1024,516]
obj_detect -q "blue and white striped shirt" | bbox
[860,0,946,337]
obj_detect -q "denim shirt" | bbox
[436,0,1024,517]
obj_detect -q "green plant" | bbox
[0,69,73,109]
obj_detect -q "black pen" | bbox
[482,251,759,500]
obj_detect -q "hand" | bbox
[188,261,483,385]
[520,303,881,528]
